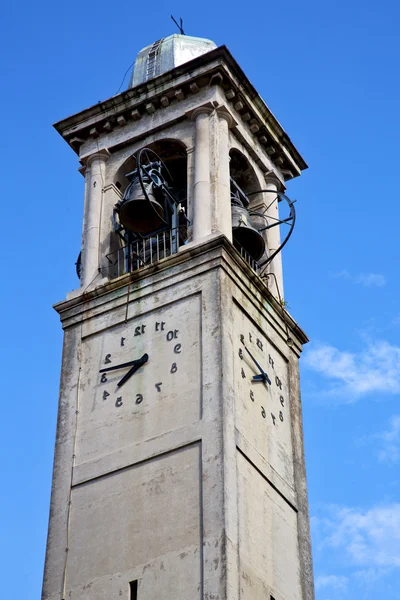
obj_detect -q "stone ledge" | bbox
[54,234,308,347]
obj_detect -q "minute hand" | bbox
[117,353,149,388]
[244,346,272,385]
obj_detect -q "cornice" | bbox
[53,46,307,181]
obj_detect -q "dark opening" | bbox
[129,580,138,600]
[115,140,187,213]
[229,148,260,197]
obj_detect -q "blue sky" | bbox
[1,0,400,597]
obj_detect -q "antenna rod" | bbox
[171,15,185,35]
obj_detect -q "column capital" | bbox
[263,171,283,190]
[83,148,110,167]
[187,103,214,121]
[216,106,236,128]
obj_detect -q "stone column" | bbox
[264,176,284,299]
[213,110,232,241]
[192,107,213,242]
[101,183,122,279]
[81,149,110,289]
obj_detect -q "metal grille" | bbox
[236,245,261,274]
[105,229,261,279]
[105,228,179,278]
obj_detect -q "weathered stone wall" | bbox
[42,237,314,600]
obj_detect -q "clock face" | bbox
[233,302,294,486]
[75,295,201,465]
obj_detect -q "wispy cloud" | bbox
[354,567,393,586]
[315,503,400,568]
[315,574,348,591]
[303,339,400,400]
[334,270,386,287]
[312,505,400,597]
[367,415,400,464]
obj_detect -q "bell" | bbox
[231,204,265,261]
[119,176,165,234]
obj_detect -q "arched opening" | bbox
[115,139,187,207]
[229,149,266,262]
[110,140,188,276]
[229,148,261,198]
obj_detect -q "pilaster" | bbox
[213,108,234,241]
[191,106,213,241]
[80,149,110,289]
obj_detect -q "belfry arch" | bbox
[114,139,188,205]
[229,148,263,198]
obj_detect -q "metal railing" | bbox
[236,244,261,274]
[105,228,180,278]
[105,228,261,279]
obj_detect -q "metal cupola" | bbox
[130,34,217,87]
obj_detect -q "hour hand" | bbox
[253,373,272,384]
[99,360,137,373]
[117,353,148,388]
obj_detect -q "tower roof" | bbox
[54,46,307,179]
[130,34,217,87]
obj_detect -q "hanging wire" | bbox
[114,59,136,96]
[262,271,294,347]
[247,189,296,268]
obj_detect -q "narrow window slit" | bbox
[130,580,138,600]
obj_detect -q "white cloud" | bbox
[315,574,348,591]
[316,504,400,568]
[312,505,400,596]
[334,270,386,287]
[303,339,400,400]
[370,415,400,464]
[356,273,386,287]
[354,567,393,585]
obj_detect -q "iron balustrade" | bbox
[105,228,179,278]
[236,245,261,274]
[105,228,261,278]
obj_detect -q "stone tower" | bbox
[42,34,314,600]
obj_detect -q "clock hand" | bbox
[253,374,269,382]
[117,353,149,388]
[99,359,139,373]
[242,344,272,385]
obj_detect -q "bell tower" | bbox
[42,34,314,600]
